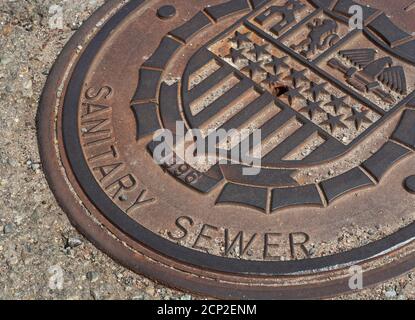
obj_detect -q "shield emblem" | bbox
[133,0,415,212]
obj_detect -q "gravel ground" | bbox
[0,0,414,300]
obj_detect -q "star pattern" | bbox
[321,114,348,132]
[346,107,372,130]
[248,43,271,61]
[285,69,308,87]
[226,48,247,63]
[230,31,252,48]
[242,60,267,78]
[300,100,325,119]
[265,56,289,74]
[262,73,283,87]
[283,86,305,105]
[210,33,382,145]
[306,82,329,100]
[325,95,349,114]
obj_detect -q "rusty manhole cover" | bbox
[38,0,415,299]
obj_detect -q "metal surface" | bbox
[38,0,415,299]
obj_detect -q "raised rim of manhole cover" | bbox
[38,0,415,299]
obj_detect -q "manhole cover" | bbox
[39,0,415,299]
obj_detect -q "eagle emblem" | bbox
[328,49,408,104]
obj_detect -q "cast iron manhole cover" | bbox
[39,0,415,299]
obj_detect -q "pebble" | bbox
[5,245,19,266]
[31,163,41,171]
[22,79,33,97]
[384,289,397,298]
[3,223,14,234]
[90,289,100,300]
[86,271,99,283]
[66,237,83,249]
[0,56,12,65]
[26,160,41,171]
[7,158,18,167]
